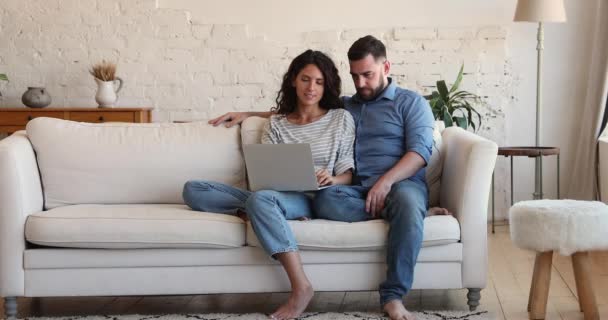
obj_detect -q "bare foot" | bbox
[383,299,416,320]
[426,207,452,216]
[270,284,314,320]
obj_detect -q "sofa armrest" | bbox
[0,131,43,297]
[439,127,497,289]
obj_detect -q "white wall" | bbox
[508,1,599,206]
[0,0,600,219]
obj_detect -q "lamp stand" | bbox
[534,22,544,199]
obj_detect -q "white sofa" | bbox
[0,117,498,319]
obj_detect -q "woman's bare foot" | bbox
[383,300,416,320]
[270,284,314,320]
[426,207,452,216]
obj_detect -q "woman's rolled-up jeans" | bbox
[183,180,313,256]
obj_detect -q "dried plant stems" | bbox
[89,60,117,81]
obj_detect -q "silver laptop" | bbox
[243,143,326,192]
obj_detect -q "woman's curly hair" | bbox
[273,50,343,115]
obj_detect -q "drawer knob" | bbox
[98,116,104,122]
[27,115,33,120]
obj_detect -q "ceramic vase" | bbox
[95,77,123,108]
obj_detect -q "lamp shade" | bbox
[514,0,567,22]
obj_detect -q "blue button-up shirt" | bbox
[343,78,434,187]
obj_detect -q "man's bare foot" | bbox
[426,207,452,216]
[383,299,416,320]
[270,284,314,320]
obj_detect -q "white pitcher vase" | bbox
[95,77,123,108]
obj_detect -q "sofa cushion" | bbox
[25,204,246,249]
[26,118,246,209]
[246,215,460,251]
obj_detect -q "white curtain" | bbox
[566,0,608,200]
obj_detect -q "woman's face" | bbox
[292,64,325,108]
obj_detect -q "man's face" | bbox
[349,54,390,101]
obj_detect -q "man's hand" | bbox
[366,177,393,218]
[208,112,250,127]
[316,169,335,186]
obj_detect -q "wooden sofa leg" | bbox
[467,288,481,311]
[4,296,17,320]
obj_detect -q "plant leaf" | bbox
[437,80,449,101]
[449,64,464,93]
[465,101,483,130]
[0,74,7,81]
[466,108,474,130]
[429,100,441,119]
[443,109,453,127]
[474,108,483,129]
[455,116,468,129]
[450,91,477,101]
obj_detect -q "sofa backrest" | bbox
[241,116,268,146]
[27,118,246,209]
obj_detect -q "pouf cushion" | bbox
[509,199,608,255]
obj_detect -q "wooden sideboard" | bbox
[0,107,153,134]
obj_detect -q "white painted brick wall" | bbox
[477,26,508,39]
[305,31,341,44]
[0,1,514,219]
[394,27,437,40]
[438,28,475,40]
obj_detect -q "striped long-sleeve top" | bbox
[261,108,355,176]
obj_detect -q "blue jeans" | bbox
[314,179,427,306]
[182,180,313,257]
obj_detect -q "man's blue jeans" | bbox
[182,180,313,256]
[314,179,427,306]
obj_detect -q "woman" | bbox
[183,49,355,320]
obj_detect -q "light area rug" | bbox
[21,310,495,320]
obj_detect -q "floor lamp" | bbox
[514,0,567,199]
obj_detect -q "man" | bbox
[209,35,434,320]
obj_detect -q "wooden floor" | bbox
[2,224,607,319]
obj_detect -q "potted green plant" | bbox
[425,65,482,131]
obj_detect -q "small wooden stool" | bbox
[509,200,608,320]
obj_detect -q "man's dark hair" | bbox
[273,50,343,115]
[347,35,387,61]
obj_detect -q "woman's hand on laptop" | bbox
[316,168,354,186]
[316,169,335,186]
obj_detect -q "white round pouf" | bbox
[509,199,608,320]
[509,199,608,256]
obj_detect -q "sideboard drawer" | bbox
[69,112,135,123]
[0,111,64,125]
[0,107,152,134]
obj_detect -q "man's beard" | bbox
[356,77,385,101]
